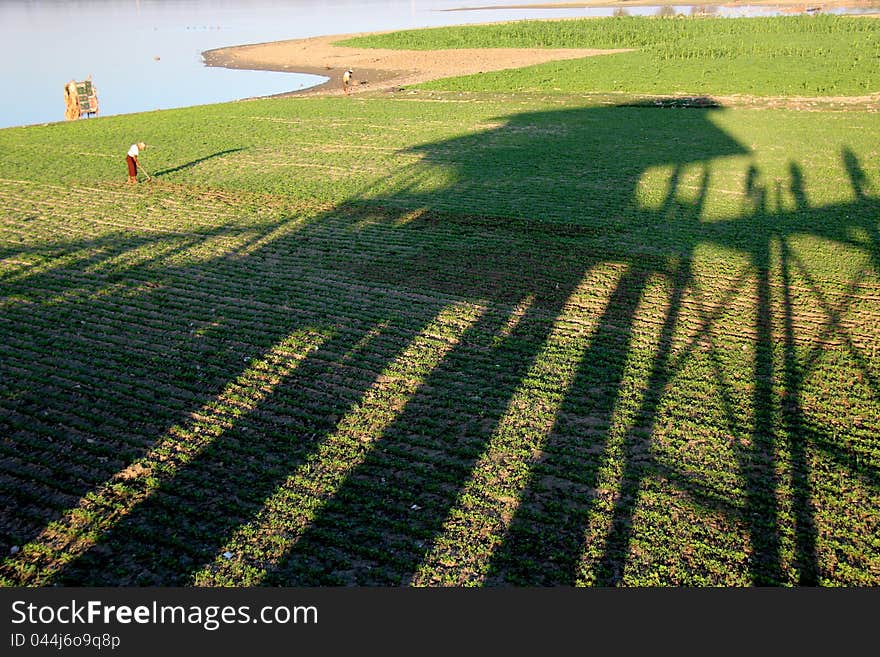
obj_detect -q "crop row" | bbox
[1,172,877,584]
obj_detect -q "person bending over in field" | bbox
[126,142,147,183]
[342,69,353,95]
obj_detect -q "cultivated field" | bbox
[1,16,878,586]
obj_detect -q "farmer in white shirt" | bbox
[126,142,147,183]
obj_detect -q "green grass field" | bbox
[1,16,878,586]
[341,15,880,96]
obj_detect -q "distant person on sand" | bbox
[342,69,353,95]
[126,142,147,183]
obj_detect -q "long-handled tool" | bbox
[140,166,153,182]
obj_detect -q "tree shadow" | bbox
[1,99,877,586]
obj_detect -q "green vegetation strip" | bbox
[339,15,880,96]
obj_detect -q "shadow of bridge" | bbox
[0,100,877,586]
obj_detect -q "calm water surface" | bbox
[1,0,875,129]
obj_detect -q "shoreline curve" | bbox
[202,31,632,98]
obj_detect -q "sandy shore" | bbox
[202,1,880,98]
[203,33,632,98]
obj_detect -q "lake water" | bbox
[1,0,877,130]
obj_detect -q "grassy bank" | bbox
[340,15,880,96]
[1,19,878,587]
